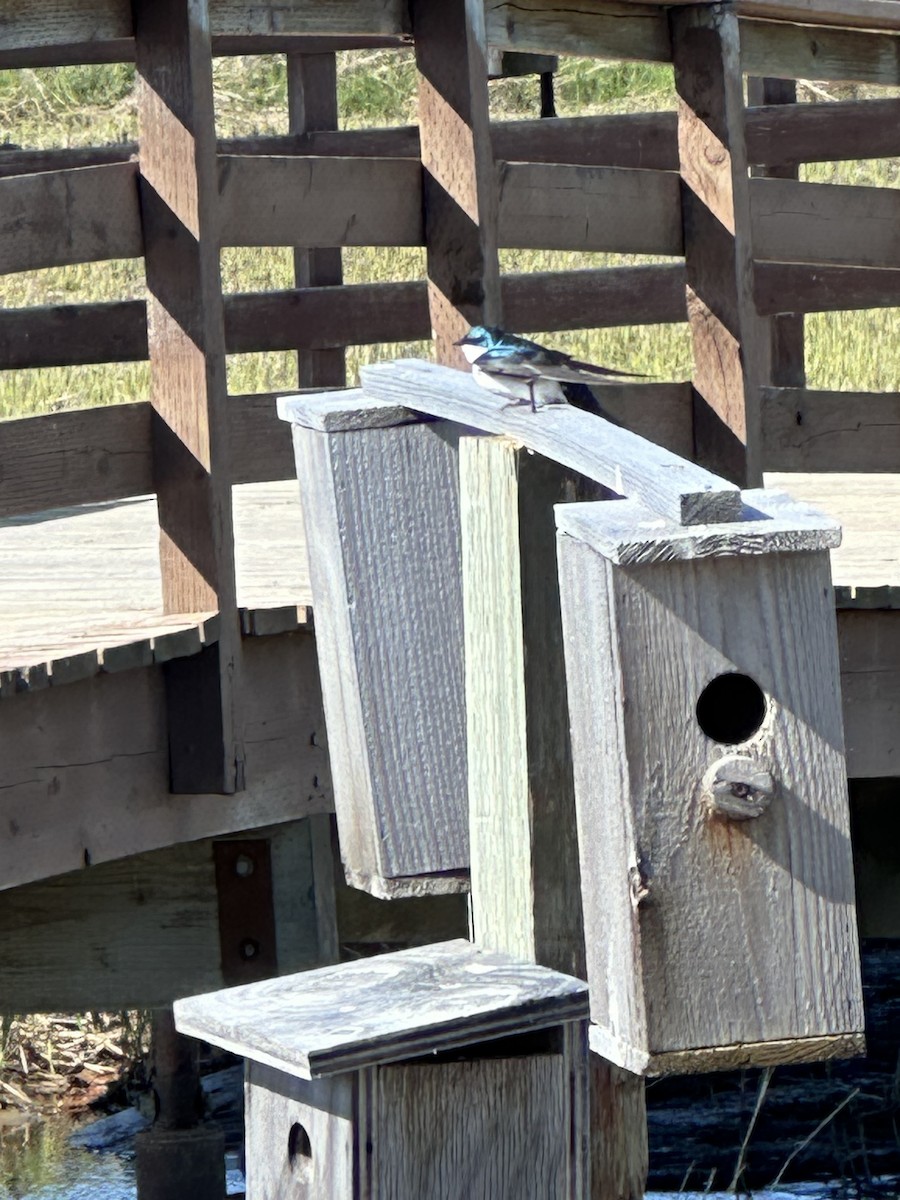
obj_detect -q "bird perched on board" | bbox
[455,325,644,420]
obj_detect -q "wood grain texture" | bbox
[838,609,900,779]
[484,0,672,63]
[245,1062,355,1199]
[554,490,840,566]
[672,4,770,488]
[0,820,324,1012]
[0,633,331,891]
[289,412,469,886]
[755,261,900,315]
[736,0,900,31]
[498,161,682,255]
[745,96,900,169]
[218,154,423,247]
[762,388,900,472]
[645,1032,866,1077]
[360,359,740,525]
[0,402,152,518]
[0,298,147,369]
[752,175,900,269]
[0,162,141,274]
[373,1048,582,1199]
[413,0,501,362]
[174,939,589,1078]
[461,438,600,979]
[557,529,863,1068]
[741,19,900,85]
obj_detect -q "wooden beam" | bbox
[747,77,804,389]
[752,176,900,270]
[755,261,900,314]
[741,19,900,85]
[762,388,900,472]
[135,0,242,793]
[0,403,152,518]
[413,0,501,363]
[287,51,346,389]
[484,0,671,63]
[745,97,900,169]
[498,162,683,255]
[0,299,147,369]
[218,155,424,247]
[0,634,331,893]
[0,162,141,275]
[736,0,900,31]
[671,4,770,487]
[0,821,328,1013]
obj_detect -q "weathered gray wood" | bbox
[0,820,325,1013]
[413,0,501,362]
[284,399,469,891]
[635,1031,867,1078]
[838,609,900,780]
[0,634,331,891]
[373,1045,584,1199]
[484,0,672,63]
[557,511,864,1073]
[554,489,841,567]
[0,161,141,274]
[461,438,600,977]
[360,359,741,526]
[740,19,900,85]
[672,4,770,487]
[174,939,589,1078]
[498,161,682,256]
[246,1062,356,1199]
[755,261,900,316]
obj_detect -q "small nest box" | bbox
[555,490,865,1075]
[175,940,590,1199]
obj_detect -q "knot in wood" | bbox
[701,755,775,821]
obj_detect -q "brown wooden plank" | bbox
[218,154,424,247]
[485,0,672,63]
[135,0,242,794]
[498,161,683,255]
[753,176,900,270]
[741,19,900,85]
[735,0,900,32]
[0,162,141,275]
[745,97,900,169]
[413,0,502,363]
[0,402,152,518]
[672,5,770,488]
[494,111,679,170]
[287,51,346,389]
[229,393,297,485]
[503,264,687,330]
[754,261,900,314]
[747,77,804,390]
[0,299,147,369]
[762,388,900,473]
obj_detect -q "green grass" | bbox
[0,52,896,417]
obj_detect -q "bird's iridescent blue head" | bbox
[454,325,504,351]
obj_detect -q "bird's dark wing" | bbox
[472,347,546,379]
[562,382,622,425]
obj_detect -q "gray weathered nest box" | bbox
[175,940,589,1199]
[555,490,866,1075]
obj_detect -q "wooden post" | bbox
[747,77,805,389]
[134,0,243,793]
[412,0,502,365]
[670,5,771,487]
[460,438,648,1200]
[287,52,346,389]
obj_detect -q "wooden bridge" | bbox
[1,0,899,1194]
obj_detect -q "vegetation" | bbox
[0,52,896,418]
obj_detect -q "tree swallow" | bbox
[455,325,644,419]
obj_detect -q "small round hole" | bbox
[288,1122,312,1177]
[696,673,767,745]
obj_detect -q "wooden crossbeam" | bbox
[762,388,900,472]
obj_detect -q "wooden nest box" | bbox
[555,491,866,1075]
[175,939,590,1199]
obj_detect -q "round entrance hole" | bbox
[696,672,767,745]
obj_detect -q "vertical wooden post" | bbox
[412,0,502,366]
[460,437,647,1200]
[670,5,770,487]
[747,77,805,389]
[134,0,243,793]
[287,52,346,389]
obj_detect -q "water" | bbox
[0,1122,245,1200]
